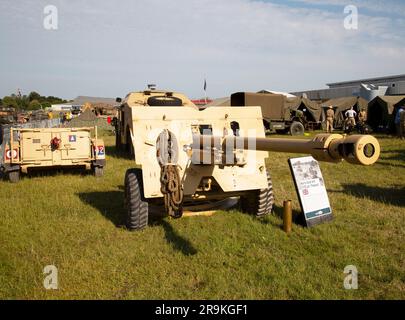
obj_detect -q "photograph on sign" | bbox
[288,156,333,227]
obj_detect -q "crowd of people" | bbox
[324,106,368,133]
[324,105,405,138]
[59,111,73,123]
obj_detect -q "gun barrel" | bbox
[194,134,380,166]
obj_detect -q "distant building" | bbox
[50,103,78,112]
[51,96,118,112]
[204,97,231,108]
[191,99,213,108]
[258,90,296,98]
[291,74,405,101]
[70,96,117,106]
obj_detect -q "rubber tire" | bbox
[8,171,20,183]
[147,96,183,107]
[240,169,274,217]
[290,121,305,136]
[125,169,148,231]
[93,166,104,177]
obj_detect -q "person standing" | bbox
[358,108,367,124]
[401,107,405,139]
[66,111,72,122]
[345,107,357,128]
[395,106,404,139]
[326,106,335,133]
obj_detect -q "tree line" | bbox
[0,91,68,111]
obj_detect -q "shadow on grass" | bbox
[27,166,91,178]
[77,191,126,227]
[77,190,198,255]
[376,161,405,169]
[378,148,405,167]
[105,145,133,160]
[274,205,306,226]
[332,184,405,207]
[152,220,198,256]
[259,205,305,228]
[381,148,405,161]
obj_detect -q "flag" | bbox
[204,79,207,91]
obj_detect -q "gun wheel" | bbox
[240,169,274,217]
[93,166,104,177]
[8,171,20,183]
[125,168,149,231]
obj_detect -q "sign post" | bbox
[288,156,333,227]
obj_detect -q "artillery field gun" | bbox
[113,90,381,231]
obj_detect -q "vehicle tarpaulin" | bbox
[231,92,285,120]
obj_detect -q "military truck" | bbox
[230,92,322,135]
[113,89,380,231]
[0,126,105,182]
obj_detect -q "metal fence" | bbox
[0,119,61,166]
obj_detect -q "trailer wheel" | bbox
[8,171,20,183]
[125,168,149,231]
[290,121,305,136]
[240,169,274,217]
[93,166,104,177]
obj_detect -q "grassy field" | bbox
[0,132,404,300]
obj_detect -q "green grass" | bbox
[0,133,404,300]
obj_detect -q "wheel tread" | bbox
[240,169,274,217]
[125,169,149,230]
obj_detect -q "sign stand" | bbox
[288,156,333,227]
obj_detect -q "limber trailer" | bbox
[0,126,105,183]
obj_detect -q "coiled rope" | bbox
[157,130,183,218]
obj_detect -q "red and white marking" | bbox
[5,149,18,160]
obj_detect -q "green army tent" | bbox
[284,97,322,122]
[367,96,405,132]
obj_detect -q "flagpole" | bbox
[204,79,207,105]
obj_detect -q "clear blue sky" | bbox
[0,0,404,100]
